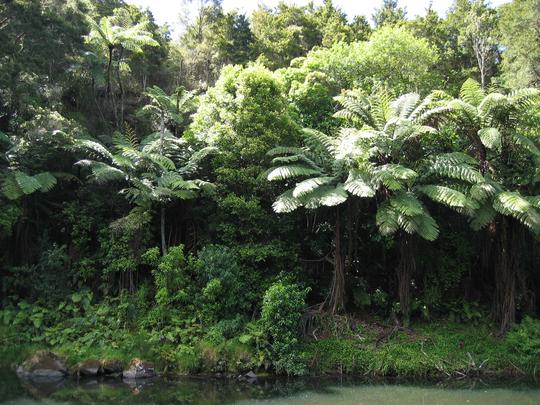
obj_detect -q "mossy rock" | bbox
[16,351,68,380]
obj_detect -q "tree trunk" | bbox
[106,46,113,95]
[161,206,167,256]
[159,111,167,256]
[117,47,125,128]
[492,217,520,334]
[327,207,345,314]
[397,233,416,326]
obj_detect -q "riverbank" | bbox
[2,320,538,380]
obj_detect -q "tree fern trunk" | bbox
[161,206,167,256]
[492,217,520,334]
[397,233,415,326]
[327,207,345,314]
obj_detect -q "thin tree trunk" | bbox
[397,233,416,326]
[106,46,113,95]
[161,206,167,256]
[117,47,125,129]
[327,207,345,314]
[159,110,167,256]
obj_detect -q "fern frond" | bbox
[376,202,400,236]
[292,176,335,198]
[409,213,439,241]
[493,191,540,230]
[272,190,302,213]
[303,184,348,209]
[391,93,420,119]
[389,192,425,216]
[470,182,497,202]
[344,169,376,197]
[478,127,501,150]
[418,185,471,209]
[267,165,321,181]
[460,78,485,106]
[372,164,417,190]
[429,160,483,184]
[511,133,540,157]
[470,203,497,230]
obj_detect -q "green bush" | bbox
[260,280,309,375]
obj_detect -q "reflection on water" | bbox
[1,369,539,405]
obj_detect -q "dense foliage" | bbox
[1,0,540,376]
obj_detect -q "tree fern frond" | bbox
[33,172,57,192]
[267,164,321,181]
[493,191,540,230]
[417,185,471,209]
[511,133,540,157]
[14,171,42,195]
[470,203,497,230]
[429,160,483,184]
[478,127,502,150]
[90,162,126,184]
[391,93,420,119]
[272,190,302,213]
[460,78,485,106]
[376,202,400,236]
[470,182,497,202]
[303,184,348,209]
[389,191,425,216]
[303,128,336,156]
[292,176,335,198]
[267,146,307,156]
[344,170,376,197]
[76,139,114,161]
[409,213,439,241]
[146,153,176,171]
[372,164,417,190]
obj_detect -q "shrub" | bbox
[260,280,309,375]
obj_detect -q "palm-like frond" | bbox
[460,78,485,107]
[478,127,501,150]
[267,165,321,181]
[2,171,58,200]
[493,191,540,230]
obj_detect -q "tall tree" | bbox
[448,0,498,89]
[372,0,407,27]
[498,0,540,88]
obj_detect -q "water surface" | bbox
[1,370,539,404]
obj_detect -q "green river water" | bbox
[1,370,539,404]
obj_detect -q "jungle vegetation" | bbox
[1,0,540,376]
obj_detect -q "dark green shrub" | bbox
[261,280,309,375]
